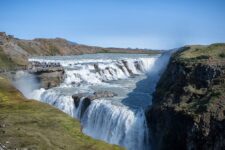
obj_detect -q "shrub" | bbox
[219,53,225,58]
[196,55,210,59]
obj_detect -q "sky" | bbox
[0,0,225,49]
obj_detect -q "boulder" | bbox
[36,70,64,89]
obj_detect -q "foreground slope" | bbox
[0,76,122,150]
[147,43,225,150]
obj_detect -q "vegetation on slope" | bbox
[0,76,122,150]
[0,47,15,70]
[174,43,225,63]
[179,44,225,113]
[162,43,225,116]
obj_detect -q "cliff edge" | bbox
[147,43,225,150]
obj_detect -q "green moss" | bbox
[0,77,123,150]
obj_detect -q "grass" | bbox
[175,43,225,63]
[0,77,123,150]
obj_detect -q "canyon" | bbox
[0,33,225,150]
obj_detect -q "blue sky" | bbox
[1,0,225,49]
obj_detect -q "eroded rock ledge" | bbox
[72,91,117,118]
[147,44,225,150]
[27,61,64,89]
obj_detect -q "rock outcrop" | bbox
[36,70,64,89]
[147,44,225,150]
[72,91,117,118]
[27,61,65,89]
[28,61,63,73]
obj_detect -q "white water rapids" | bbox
[15,53,171,150]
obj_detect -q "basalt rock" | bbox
[28,61,63,73]
[72,93,85,108]
[72,91,117,118]
[35,70,64,89]
[89,91,117,100]
[147,44,225,150]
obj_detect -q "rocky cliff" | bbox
[147,44,225,150]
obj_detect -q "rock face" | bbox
[35,70,64,89]
[28,61,63,73]
[26,60,65,89]
[89,91,118,100]
[72,91,117,118]
[147,44,225,150]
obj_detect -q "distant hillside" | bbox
[0,32,161,70]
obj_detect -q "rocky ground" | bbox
[147,43,225,150]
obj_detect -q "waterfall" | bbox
[81,100,150,150]
[33,90,150,150]
[62,57,157,86]
[17,53,171,150]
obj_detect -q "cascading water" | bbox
[16,53,171,150]
[81,100,150,150]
